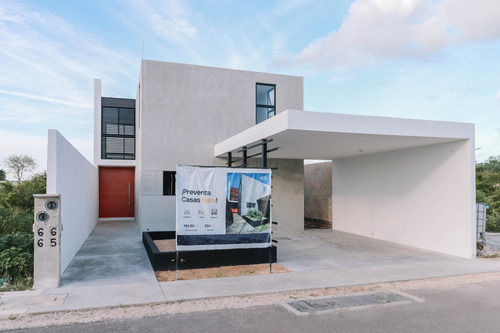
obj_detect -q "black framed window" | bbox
[256,83,275,124]
[163,171,176,196]
[101,106,135,159]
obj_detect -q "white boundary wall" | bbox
[47,130,99,273]
[332,140,475,258]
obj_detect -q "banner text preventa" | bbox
[181,188,218,203]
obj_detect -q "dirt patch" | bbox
[153,239,176,252]
[155,263,290,282]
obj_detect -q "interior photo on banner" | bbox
[176,166,272,251]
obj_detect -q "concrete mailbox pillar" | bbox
[33,194,61,289]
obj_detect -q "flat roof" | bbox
[214,110,474,160]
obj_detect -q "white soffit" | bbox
[214,110,474,160]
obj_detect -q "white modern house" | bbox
[46,59,476,274]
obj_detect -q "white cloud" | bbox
[291,0,500,69]
[0,89,91,109]
[496,89,500,103]
[129,0,197,43]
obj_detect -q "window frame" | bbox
[163,171,176,196]
[101,106,136,160]
[256,83,276,124]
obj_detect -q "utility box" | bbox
[476,203,488,241]
[33,194,61,289]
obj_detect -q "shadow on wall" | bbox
[332,140,471,197]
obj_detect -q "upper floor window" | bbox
[256,83,275,124]
[101,99,135,160]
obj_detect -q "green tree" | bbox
[477,156,500,231]
[0,169,5,181]
[3,154,36,182]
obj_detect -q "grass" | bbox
[254,224,270,232]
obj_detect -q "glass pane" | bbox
[106,137,124,154]
[105,124,118,135]
[124,138,135,154]
[102,107,118,134]
[124,125,135,135]
[119,108,135,125]
[256,84,275,106]
[257,107,274,124]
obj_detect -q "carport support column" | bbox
[227,152,232,167]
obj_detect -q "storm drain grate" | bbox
[286,292,412,314]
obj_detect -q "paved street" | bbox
[7,278,500,333]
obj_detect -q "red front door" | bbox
[99,167,135,218]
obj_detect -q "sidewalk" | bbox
[2,223,500,316]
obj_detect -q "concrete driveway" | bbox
[4,222,500,315]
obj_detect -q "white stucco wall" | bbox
[47,130,99,273]
[332,140,475,258]
[136,60,304,232]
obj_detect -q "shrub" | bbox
[0,232,33,282]
[486,210,500,232]
[246,209,263,220]
[0,205,33,234]
[4,172,46,210]
[0,248,33,280]
[0,232,33,253]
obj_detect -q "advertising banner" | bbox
[176,166,272,251]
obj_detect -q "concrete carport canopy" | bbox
[215,110,476,258]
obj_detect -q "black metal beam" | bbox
[262,140,267,168]
[247,151,262,159]
[237,139,273,153]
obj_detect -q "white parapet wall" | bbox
[47,130,99,273]
[332,140,475,258]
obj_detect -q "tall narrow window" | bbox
[163,171,176,196]
[256,83,275,124]
[101,97,135,160]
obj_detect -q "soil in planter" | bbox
[154,239,176,252]
[155,263,290,282]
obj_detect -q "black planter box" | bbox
[143,231,277,271]
[241,216,269,228]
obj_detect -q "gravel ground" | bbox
[2,272,500,331]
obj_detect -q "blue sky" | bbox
[1,0,499,177]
